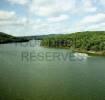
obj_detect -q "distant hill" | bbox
[0,32,29,44]
[0,32,60,44]
[18,34,63,40]
[0,32,13,38]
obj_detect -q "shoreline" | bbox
[72,49,105,56]
[0,39,30,44]
[1,40,105,56]
[41,45,105,56]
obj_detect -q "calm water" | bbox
[0,40,105,100]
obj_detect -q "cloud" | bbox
[7,0,98,16]
[72,0,97,15]
[0,18,27,26]
[0,10,29,26]
[30,0,75,17]
[1,0,105,36]
[7,0,29,5]
[74,12,105,32]
[0,10,16,20]
[87,22,105,30]
[82,0,97,12]
[47,14,69,22]
[79,13,105,26]
[7,0,98,17]
[100,0,105,5]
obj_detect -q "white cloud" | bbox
[0,10,29,26]
[73,0,97,14]
[100,0,105,5]
[82,0,97,12]
[85,22,105,31]
[30,0,75,16]
[73,12,105,32]
[79,13,105,26]
[0,17,27,26]
[31,21,71,35]
[1,0,105,36]
[0,11,16,20]
[47,15,69,22]
[7,0,97,17]
[7,0,29,5]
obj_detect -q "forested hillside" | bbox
[0,32,30,44]
[41,31,105,54]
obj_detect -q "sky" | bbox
[0,0,105,36]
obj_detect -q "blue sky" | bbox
[0,0,105,36]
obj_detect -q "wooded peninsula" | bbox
[41,31,105,56]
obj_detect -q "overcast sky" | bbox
[0,0,105,36]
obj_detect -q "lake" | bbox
[0,40,105,100]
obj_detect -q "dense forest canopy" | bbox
[41,31,105,52]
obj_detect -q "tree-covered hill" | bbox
[41,31,105,55]
[0,32,61,44]
[0,32,29,44]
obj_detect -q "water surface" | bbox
[0,40,105,100]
